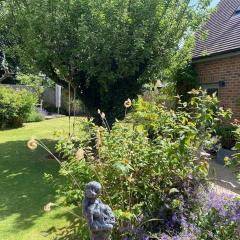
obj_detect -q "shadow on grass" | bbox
[0,139,60,230]
[40,208,88,240]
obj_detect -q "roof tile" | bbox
[193,0,240,59]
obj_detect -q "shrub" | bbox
[0,86,37,128]
[226,122,240,183]
[46,89,232,239]
[217,124,237,149]
[174,64,199,102]
[2,0,212,121]
[26,109,45,123]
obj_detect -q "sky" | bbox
[211,0,220,7]
[193,0,220,7]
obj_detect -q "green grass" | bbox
[0,118,76,240]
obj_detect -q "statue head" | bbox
[85,181,102,200]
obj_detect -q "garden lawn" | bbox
[0,117,77,240]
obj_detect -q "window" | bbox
[201,83,219,97]
[234,6,240,16]
[206,88,218,96]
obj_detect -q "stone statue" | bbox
[83,181,115,240]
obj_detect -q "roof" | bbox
[193,0,240,60]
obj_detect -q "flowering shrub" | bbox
[0,86,37,128]
[157,191,240,240]
[196,192,240,239]
[41,89,234,239]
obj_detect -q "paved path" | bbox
[209,161,240,196]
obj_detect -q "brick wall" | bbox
[194,55,240,119]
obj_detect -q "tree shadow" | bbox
[0,139,60,230]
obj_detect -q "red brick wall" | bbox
[194,55,240,119]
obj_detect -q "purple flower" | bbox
[161,235,169,240]
[207,191,240,223]
[173,236,180,240]
[171,213,177,224]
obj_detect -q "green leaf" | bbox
[169,188,180,194]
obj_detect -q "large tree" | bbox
[0,0,211,119]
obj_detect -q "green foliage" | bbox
[1,0,212,120]
[53,89,230,238]
[217,124,237,150]
[26,109,45,123]
[17,73,54,97]
[194,208,238,239]
[192,193,240,240]
[0,86,37,128]
[174,64,199,102]
[227,123,240,183]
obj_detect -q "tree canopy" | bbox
[0,0,211,119]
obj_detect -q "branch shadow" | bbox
[42,209,89,240]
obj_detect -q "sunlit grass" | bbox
[0,117,78,240]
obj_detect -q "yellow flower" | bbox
[97,109,101,115]
[44,202,56,212]
[122,159,129,165]
[124,99,132,108]
[224,156,230,163]
[75,148,85,160]
[27,138,38,150]
[206,95,212,101]
[123,211,131,219]
[203,161,209,169]
[127,174,135,183]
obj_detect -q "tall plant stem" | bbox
[37,139,81,189]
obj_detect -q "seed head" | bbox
[27,138,38,150]
[75,148,85,160]
[127,174,135,183]
[44,202,56,212]
[124,99,132,108]
[101,112,106,119]
[156,80,162,88]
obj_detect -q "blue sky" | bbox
[211,0,220,7]
[193,0,220,7]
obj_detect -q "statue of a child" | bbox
[83,181,115,240]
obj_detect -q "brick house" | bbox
[193,0,240,119]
